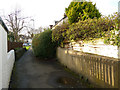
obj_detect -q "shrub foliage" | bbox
[103,13,120,46]
[52,23,69,46]
[32,29,57,58]
[65,1,101,24]
[52,13,119,46]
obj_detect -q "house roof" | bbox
[0,17,8,33]
[55,15,67,25]
[52,16,68,29]
[52,13,67,28]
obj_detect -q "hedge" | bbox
[32,30,57,58]
[52,13,118,46]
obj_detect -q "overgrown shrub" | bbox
[52,17,114,42]
[103,13,120,46]
[67,16,114,41]
[32,29,57,58]
[52,13,118,46]
[52,22,69,47]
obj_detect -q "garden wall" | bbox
[3,50,15,88]
[0,19,8,89]
[0,17,15,89]
[65,39,119,59]
[57,47,120,88]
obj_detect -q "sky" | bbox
[0,0,119,29]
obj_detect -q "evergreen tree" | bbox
[65,1,101,24]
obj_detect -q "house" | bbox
[0,17,15,89]
[51,14,68,30]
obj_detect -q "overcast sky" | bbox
[0,0,119,29]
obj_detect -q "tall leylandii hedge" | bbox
[32,29,57,58]
[65,1,101,24]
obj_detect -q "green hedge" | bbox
[66,17,114,40]
[52,22,69,46]
[52,14,117,46]
[32,29,57,58]
[65,1,101,24]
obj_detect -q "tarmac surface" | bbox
[9,48,87,88]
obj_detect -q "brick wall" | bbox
[57,47,120,88]
[8,41,23,52]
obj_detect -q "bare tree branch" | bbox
[4,9,30,42]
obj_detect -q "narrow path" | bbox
[9,48,86,88]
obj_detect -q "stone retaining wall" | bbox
[57,47,120,88]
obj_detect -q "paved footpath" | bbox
[9,48,86,88]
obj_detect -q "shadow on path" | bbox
[9,48,87,88]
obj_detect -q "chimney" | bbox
[49,25,53,29]
[55,21,58,25]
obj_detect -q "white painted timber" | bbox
[69,40,119,59]
[0,23,15,89]
[0,22,3,90]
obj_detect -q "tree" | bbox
[5,10,28,42]
[8,31,15,42]
[27,29,34,39]
[65,1,101,24]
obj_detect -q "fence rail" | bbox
[57,47,120,88]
